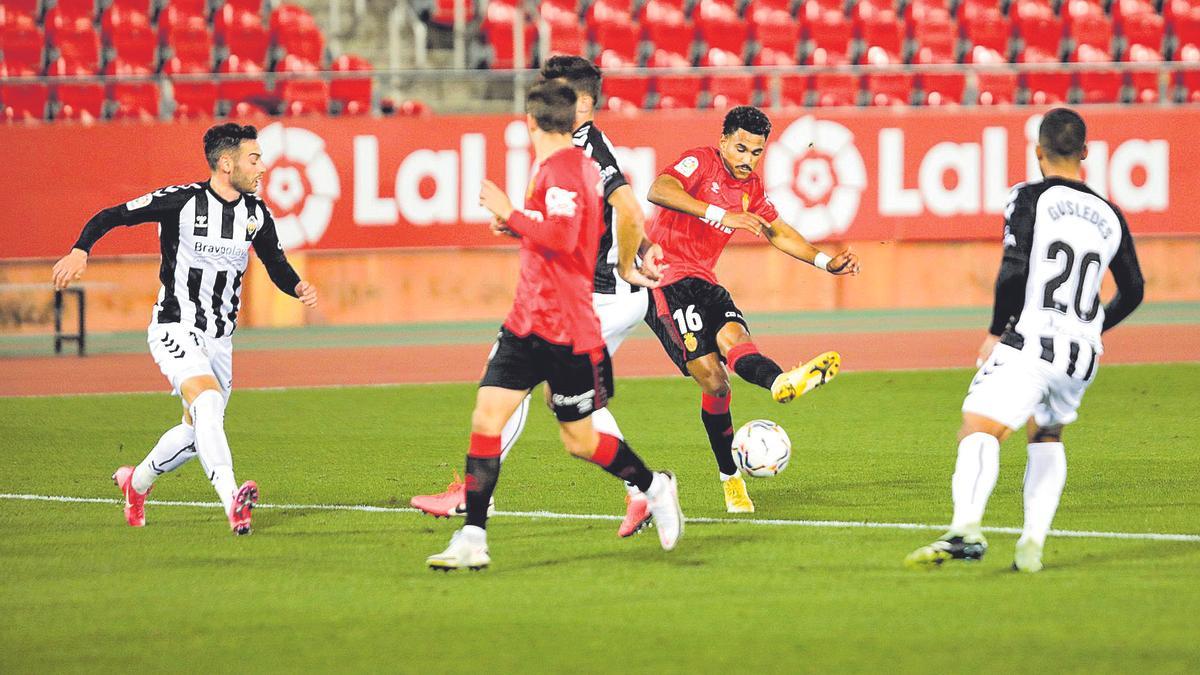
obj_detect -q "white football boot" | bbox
[427,525,491,571]
[644,472,684,551]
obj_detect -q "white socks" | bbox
[950,432,1001,536]
[1020,442,1067,548]
[498,394,531,462]
[131,422,197,494]
[190,390,237,515]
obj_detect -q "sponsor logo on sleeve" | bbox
[545,187,579,218]
[125,194,153,210]
[675,156,700,177]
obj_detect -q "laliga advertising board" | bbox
[0,107,1193,258]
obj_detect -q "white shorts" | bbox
[594,290,648,355]
[961,342,1095,430]
[147,323,233,400]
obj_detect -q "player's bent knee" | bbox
[558,422,599,459]
[180,374,221,406]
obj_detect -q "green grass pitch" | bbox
[1,364,1198,672]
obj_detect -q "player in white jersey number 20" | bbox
[905,108,1144,573]
[51,123,319,536]
[410,56,668,538]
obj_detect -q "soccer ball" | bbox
[731,419,792,478]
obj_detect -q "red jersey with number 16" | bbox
[502,146,605,354]
[649,146,779,286]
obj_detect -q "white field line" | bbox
[2,492,1198,543]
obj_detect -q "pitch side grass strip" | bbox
[4,493,1198,543]
[3,302,1197,356]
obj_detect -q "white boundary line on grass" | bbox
[2,492,1198,543]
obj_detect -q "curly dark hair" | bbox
[721,106,772,139]
[203,123,258,169]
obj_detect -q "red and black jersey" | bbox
[503,146,606,354]
[648,146,779,286]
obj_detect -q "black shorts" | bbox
[479,327,614,422]
[644,277,749,375]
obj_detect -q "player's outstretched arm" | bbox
[762,218,860,275]
[647,174,767,236]
[609,184,663,288]
[481,178,581,253]
[252,211,316,307]
[52,190,183,290]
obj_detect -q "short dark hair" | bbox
[526,81,578,135]
[722,106,772,139]
[538,55,602,105]
[203,123,258,169]
[1038,108,1087,160]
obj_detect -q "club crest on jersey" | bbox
[246,216,259,237]
[126,193,153,210]
[683,332,698,352]
[675,156,700,177]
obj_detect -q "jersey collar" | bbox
[204,180,244,207]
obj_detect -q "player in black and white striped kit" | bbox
[906,109,1144,572]
[410,56,668,537]
[52,123,318,535]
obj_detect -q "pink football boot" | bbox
[112,465,151,527]
[229,480,259,535]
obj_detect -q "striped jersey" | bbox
[990,176,1143,361]
[72,181,300,338]
[573,121,642,296]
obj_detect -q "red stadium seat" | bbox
[1073,49,1122,102]
[546,19,585,57]
[217,53,268,104]
[1,62,48,122]
[275,54,328,115]
[330,53,371,114]
[1111,0,1157,32]
[962,7,1010,54]
[215,6,269,64]
[642,5,692,61]
[157,5,204,45]
[1125,44,1163,102]
[913,19,961,105]
[967,46,1018,104]
[47,58,104,121]
[103,6,156,68]
[852,0,897,34]
[429,0,477,25]
[811,73,858,105]
[1061,0,1104,33]
[45,9,101,72]
[706,73,755,108]
[601,73,650,109]
[1013,0,1063,60]
[164,56,215,118]
[804,6,852,65]
[0,0,40,21]
[645,22,693,64]
[0,15,44,71]
[587,0,632,29]
[162,14,212,70]
[159,0,208,16]
[226,0,264,11]
[593,21,639,67]
[1070,14,1113,52]
[106,58,159,120]
[481,0,536,68]
[1021,50,1070,103]
[695,0,748,57]
[54,0,96,20]
[270,4,324,63]
[752,14,799,65]
[638,0,686,26]
[860,20,912,105]
[957,0,1000,24]
[654,73,703,108]
[906,0,951,25]
[229,100,271,119]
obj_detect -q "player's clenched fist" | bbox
[827,248,861,276]
[479,179,515,222]
[294,281,318,308]
[52,248,89,290]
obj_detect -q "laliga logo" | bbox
[258,123,341,250]
[763,117,867,241]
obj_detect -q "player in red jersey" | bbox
[645,106,861,513]
[426,81,683,571]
